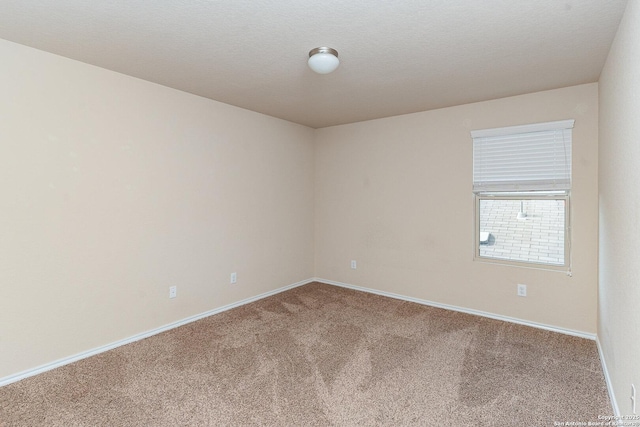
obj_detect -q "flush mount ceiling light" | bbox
[308,47,339,74]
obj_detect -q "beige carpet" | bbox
[0,282,611,426]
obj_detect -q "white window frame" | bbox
[474,192,571,271]
[471,120,574,272]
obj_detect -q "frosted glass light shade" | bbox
[308,47,339,74]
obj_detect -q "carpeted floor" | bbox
[0,282,611,426]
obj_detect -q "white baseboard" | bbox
[0,277,314,388]
[314,278,597,340]
[1,277,601,389]
[596,337,620,417]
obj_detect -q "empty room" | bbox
[1,0,639,425]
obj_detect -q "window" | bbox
[472,120,574,269]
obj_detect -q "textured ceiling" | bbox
[0,0,629,128]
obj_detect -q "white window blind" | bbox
[472,120,574,192]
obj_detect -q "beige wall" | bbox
[315,83,599,334]
[599,0,640,416]
[0,39,315,379]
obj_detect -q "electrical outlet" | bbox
[351,260,357,269]
[230,272,237,284]
[517,284,527,297]
[632,384,636,414]
[169,286,177,299]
